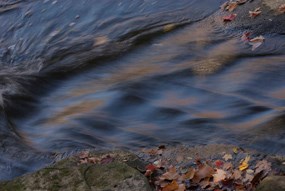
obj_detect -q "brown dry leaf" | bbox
[239,156,250,171]
[184,167,195,179]
[244,173,254,182]
[162,180,179,191]
[160,166,180,181]
[249,7,261,18]
[249,35,265,51]
[223,162,233,170]
[220,1,229,11]
[199,177,211,189]
[213,169,227,183]
[223,154,233,161]
[177,184,186,191]
[279,4,285,13]
[255,160,271,174]
[176,155,184,163]
[192,164,215,183]
[237,0,247,5]
[100,155,114,164]
[233,169,242,180]
[226,2,238,12]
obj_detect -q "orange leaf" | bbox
[160,166,179,181]
[192,164,215,183]
[162,180,179,191]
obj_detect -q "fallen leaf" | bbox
[154,159,163,168]
[87,157,98,164]
[223,154,233,161]
[145,164,157,176]
[184,167,195,180]
[279,4,285,14]
[239,156,250,171]
[192,164,215,183]
[177,184,186,191]
[160,166,180,181]
[223,14,237,22]
[176,155,184,163]
[226,2,238,12]
[237,0,247,5]
[244,173,254,182]
[162,180,179,191]
[163,24,176,32]
[223,162,233,170]
[200,177,211,188]
[213,169,227,183]
[220,1,229,11]
[233,147,239,154]
[249,35,265,51]
[255,160,271,174]
[241,32,251,42]
[233,170,242,180]
[215,160,224,168]
[249,7,261,18]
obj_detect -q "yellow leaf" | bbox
[239,156,250,171]
[233,147,238,154]
[163,24,175,32]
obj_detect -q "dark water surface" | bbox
[0,0,285,180]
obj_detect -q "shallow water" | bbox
[0,0,285,180]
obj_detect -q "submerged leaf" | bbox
[249,35,265,51]
[249,7,261,18]
[223,14,237,22]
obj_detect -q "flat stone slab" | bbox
[256,176,285,191]
[0,150,152,191]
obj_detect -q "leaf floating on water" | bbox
[163,24,176,32]
[249,35,265,51]
[249,7,261,18]
[223,14,237,22]
[237,0,248,5]
[241,31,251,42]
[226,2,238,12]
[279,4,285,14]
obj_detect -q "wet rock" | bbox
[0,150,152,191]
[256,176,285,191]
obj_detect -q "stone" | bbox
[0,150,152,191]
[256,176,285,191]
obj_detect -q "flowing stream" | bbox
[0,0,285,180]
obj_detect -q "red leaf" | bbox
[223,14,237,22]
[215,160,224,168]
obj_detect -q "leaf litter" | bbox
[141,145,276,191]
